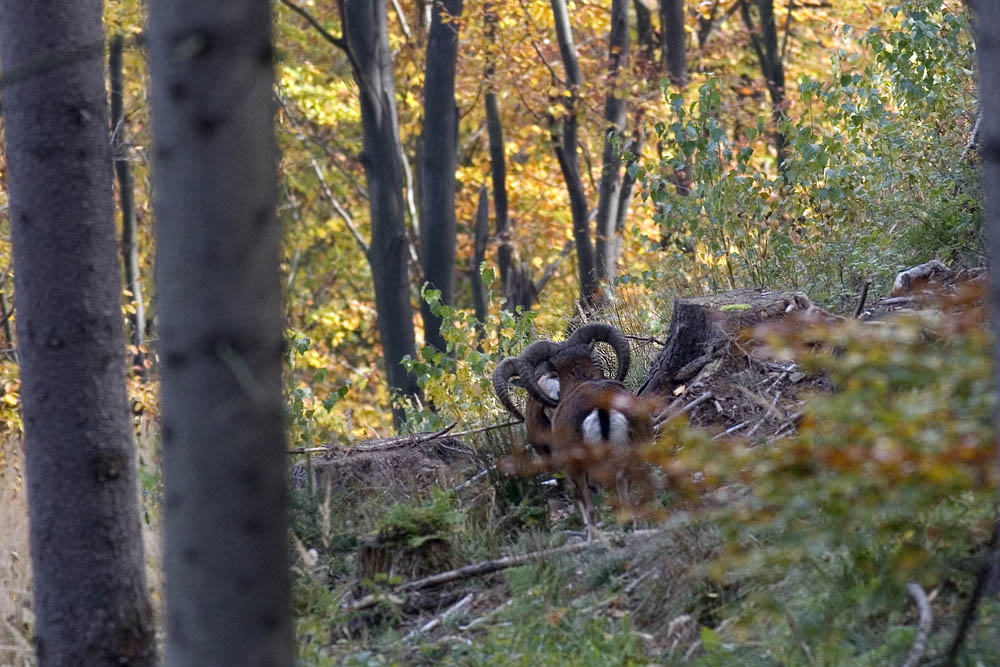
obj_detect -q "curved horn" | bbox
[519,340,560,370]
[566,322,631,381]
[492,357,526,421]
[519,340,561,408]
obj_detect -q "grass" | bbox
[0,438,33,666]
[0,422,165,666]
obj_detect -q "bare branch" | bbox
[277,0,349,52]
[901,582,932,667]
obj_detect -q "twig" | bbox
[655,391,714,427]
[449,420,522,438]
[308,157,368,253]
[744,391,782,438]
[713,421,748,439]
[624,568,656,595]
[624,334,666,347]
[901,582,932,667]
[454,467,491,492]
[277,0,349,52]
[879,296,921,307]
[404,593,475,641]
[533,240,575,295]
[461,598,514,631]
[961,109,982,162]
[389,0,413,40]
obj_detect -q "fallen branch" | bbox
[655,391,714,427]
[345,534,656,611]
[403,593,475,641]
[901,582,932,667]
[287,422,457,455]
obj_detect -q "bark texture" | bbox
[343,0,422,417]
[593,0,630,285]
[470,185,489,324]
[977,0,1000,602]
[0,1,155,663]
[419,0,463,352]
[550,0,598,307]
[741,0,786,173]
[147,1,292,664]
[660,0,687,85]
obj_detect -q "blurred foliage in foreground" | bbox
[647,286,996,663]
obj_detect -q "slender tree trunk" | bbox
[550,0,598,307]
[486,91,512,288]
[147,1,292,664]
[484,2,512,294]
[419,0,463,353]
[110,33,146,374]
[660,0,687,85]
[594,0,630,286]
[741,0,786,174]
[342,0,422,422]
[613,124,646,268]
[634,0,655,53]
[0,2,155,663]
[470,184,489,325]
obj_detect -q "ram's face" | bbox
[536,372,560,402]
[549,344,603,381]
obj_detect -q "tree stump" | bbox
[638,289,817,400]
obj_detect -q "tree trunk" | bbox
[660,0,687,85]
[977,0,1000,600]
[0,3,155,664]
[147,1,293,664]
[634,0,655,54]
[343,0,422,421]
[419,0,463,353]
[484,4,511,291]
[110,33,146,374]
[550,0,598,308]
[470,184,489,324]
[593,0,630,286]
[740,0,786,174]
[613,124,646,268]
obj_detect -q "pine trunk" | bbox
[0,2,155,663]
[147,1,293,664]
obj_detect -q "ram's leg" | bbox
[570,471,600,541]
[616,470,637,531]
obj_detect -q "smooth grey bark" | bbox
[110,34,146,372]
[342,0,422,421]
[593,0,630,285]
[147,1,292,665]
[486,91,512,289]
[978,0,1000,609]
[484,1,532,311]
[550,0,598,307]
[612,125,646,267]
[419,0,463,353]
[470,184,489,324]
[634,0,654,53]
[660,0,687,85]
[740,0,787,174]
[0,1,155,664]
